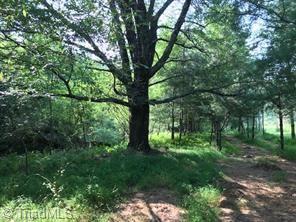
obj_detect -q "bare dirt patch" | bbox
[110,189,186,222]
[219,137,296,222]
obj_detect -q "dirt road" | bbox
[219,137,296,222]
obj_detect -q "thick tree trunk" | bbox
[128,104,150,152]
[127,80,151,152]
[290,110,295,139]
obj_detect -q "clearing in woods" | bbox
[111,137,296,222]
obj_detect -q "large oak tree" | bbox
[1,0,195,152]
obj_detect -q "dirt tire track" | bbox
[219,137,296,222]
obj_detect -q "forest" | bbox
[0,0,295,221]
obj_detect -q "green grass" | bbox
[221,140,241,155]
[271,170,287,183]
[184,186,221,222]
[232,131,296,161]
[0,133,232,221]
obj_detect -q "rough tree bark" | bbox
[127,80,150,152]
[128,103,150,152]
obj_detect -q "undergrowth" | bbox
[0,133,235,221]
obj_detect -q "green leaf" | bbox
[22,7,27,17]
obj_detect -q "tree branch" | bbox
[153,0,174,21]
[42,0,131,84]
[109,0,131,74]
[156,37,205,52]
[149,89,238,105]
[55,93,130,107]
[148,0,156,16]
[0,90,130,107]
[244,0,296,25]
[149,74,182,87]
[150,0,192,77]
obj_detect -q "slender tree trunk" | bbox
[48,73,54,153]
[278,102,284,150]
[22,139,29,175]
[252,115,255,140]
[247,117,250,138]
[241,121,245,135]
[79,105,87,146]
[258,113,261,132]
[290,110,295,139]
[49,97,54,153]
[209,120,214,145]
[218,130,222,151]
[215,120,222,150]
[238,116,242,134]
[184,111,188,134]
[188,114,193,133]
[262,109,265,135]
[179,109,183,141]
[171,102,175,140]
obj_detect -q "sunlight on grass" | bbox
[0,133,228,221]
[184,186,221,222]
[233,131,296,161]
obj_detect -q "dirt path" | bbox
[219,137,296,222]
[110,189,185,222]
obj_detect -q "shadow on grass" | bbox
[0,143,222,217]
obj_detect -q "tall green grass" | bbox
[0,133,232,221]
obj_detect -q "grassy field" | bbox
[0,133,238,222]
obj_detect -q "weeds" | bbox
[0,133,228,221]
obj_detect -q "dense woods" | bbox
[0,0,295,221]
